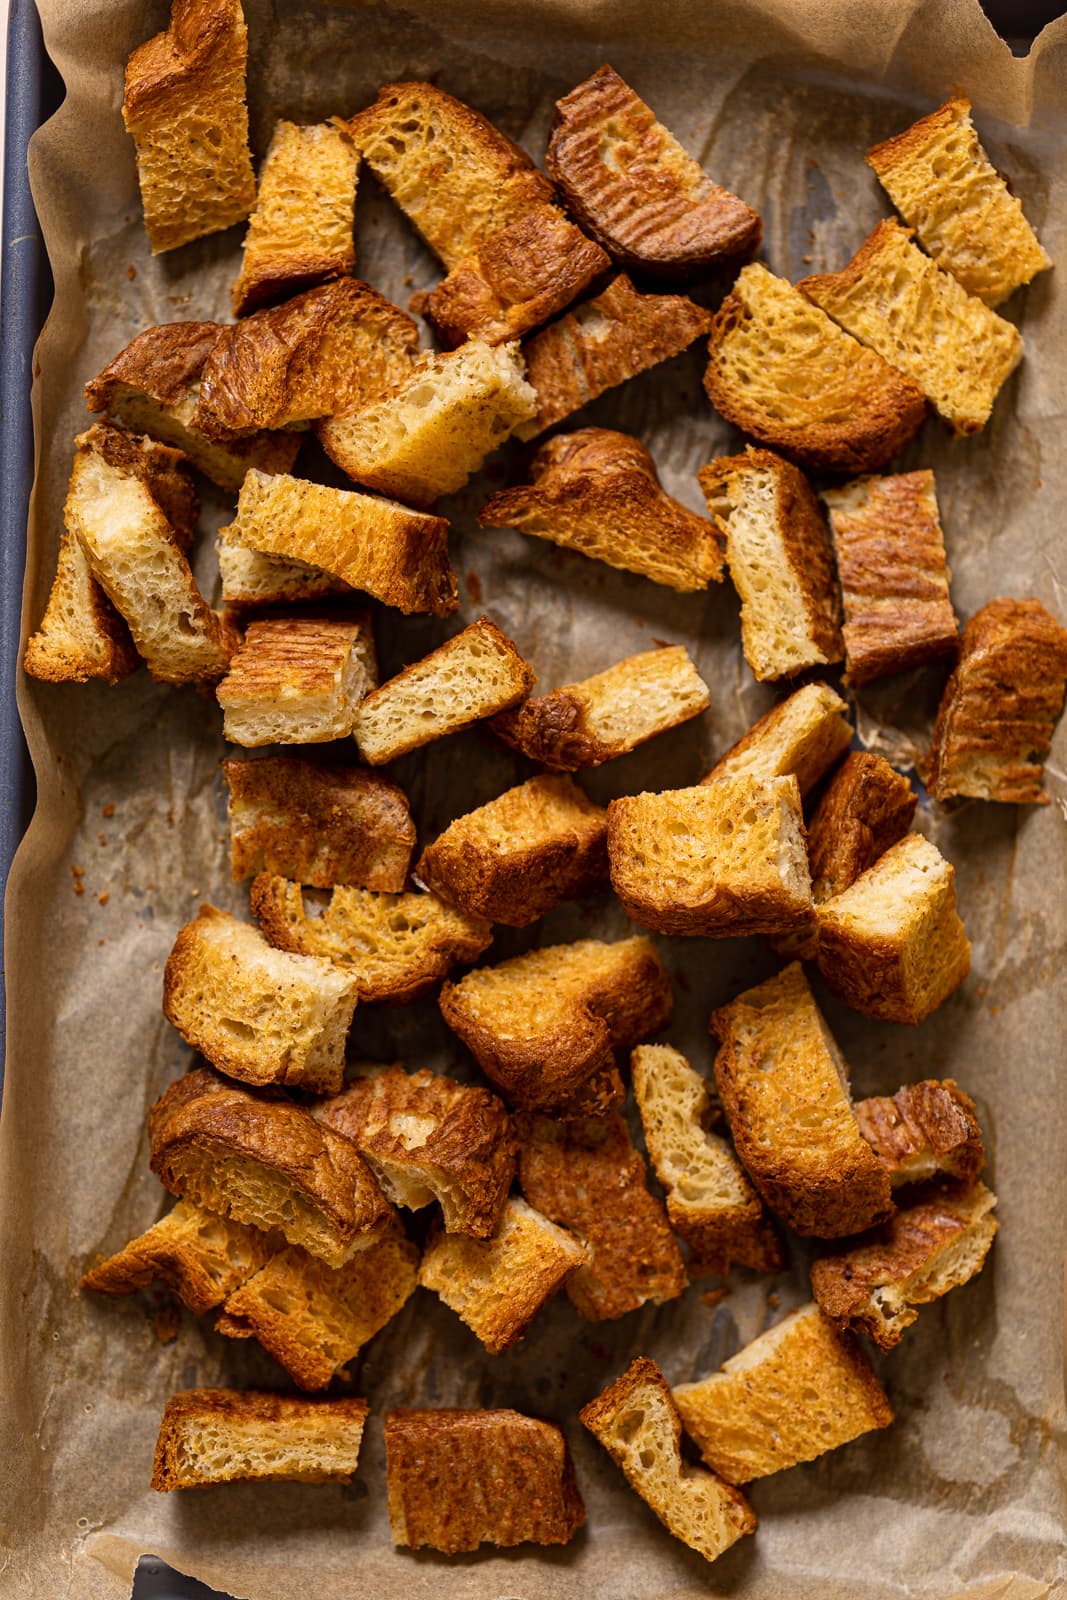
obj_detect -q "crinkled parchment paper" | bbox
[2,2,1066,1596]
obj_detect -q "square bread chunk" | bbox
[580,1358,757,1564]
[492,644,709,770]
[815,833,971,1024]
[385,1408,585,1553]
[867,94,1051,306]
[608,777,813,938]
[702,682,852,795]
[711,963,893,1238]
[418,1196,586,1352]
[217,614,377,747]
[479,427,724,592]
[854,1079,985,1190]
[631,1045,783,1276]
[672,1302,893,1483]
[516,1111,686,1320]
[217,526,352,609]
[80,1200,275,1315]
[811,1181,997,1350]
[152,1389,369,1489]
[440,935,672,1113]
[799,220,1022,435]
[698,446,843,681]
[807,752,917,905]
[232,118,360,316]
[415,774,608,928]
[123,0,255,254]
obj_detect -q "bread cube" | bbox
[80,1200,274,1314]
[217,614,377,747]
[854,1079,985,1190]
[217,526,351,609]
[807,752,917,905]
[151,1389,368,1489]
[703,682,852,795]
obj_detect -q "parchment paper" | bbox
[3,2,1066,1596]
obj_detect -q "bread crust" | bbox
[806,752,917,905]
[217,614,377,748]
[80,1200,275,1314]
[854,1078,985,1189]
[151,1388,369,1488]
[703,682,852,796]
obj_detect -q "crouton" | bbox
[580,1358,757,1564]
[223,755,415,891]
[517,273,712,439]
[698,446,843,681]
[440,935,672,1113]
[315,1065,514,1237]
[799,221,1021,434]
[927,597,1067,804]
[710,963,893,1237]
[123,0,254,254]
[353,617,535,766]
[216,614,377,747]
[823,470,958,685]
[673,1302,893,1482]
[867,94,1051,307]
[854,1079,986,1190]
[415,774,608,928]
[148,1068,392,1268]
[815,833,971,1024]
[631,1045,784,1276]
[703,682,852,796]
[216,526,352,609]
[807,752,917,904]
[232,119,360,316]
[479,428,724,592]
[703,263,928,473]
[384,1408,585,1553]
[151,1389,368,1489]
[80,1200,275,1314]
[417,1197,586,1352]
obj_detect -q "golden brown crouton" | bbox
[151,1389,368,1489]
[703,682,852,796]
[216,614,377,747]
[806,752,917,905]
[80,1200,275,1314]
[216,526,352,609]
[854,1079,986,1190]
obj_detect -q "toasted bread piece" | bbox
[418,1197,586,1352]
[148,1068,392,1267]
[927,597,1067,804]
[703,683,852,796]
[315,1065,514,1236]
[217,525,352,608]
[631,1045,784,1276]
[353,617,535,766]
[673,1302,893,1483]
[517,273,711,439]
[479,428,724,592]
[317,339,536,507]
[232,119,359,316]
[516,1111,686,1320]
[704,263,928,473]
[698,447,843,681]
[80,1200,275,1314]
[223,755,415,891]
[123,0,254,254]
[385,1408,585,1553]
[581,1358,757,1563]
[799,221,1021,435]
[217,614,376,747]
[711,963,893,1237]
[152,1388,368,1489]
[867,95,1051,307]
[608,777,813,938]
[415,774,608,928]
[440,936,672,1112]
[807,752,917,905]
[854,1079,985,1190]
[815,833,971,1024]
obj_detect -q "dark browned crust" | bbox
[807,752,917,903]
[668,1198,785,1278]
[80,1203,274,1314]
[86,322,223,411]
[81,420,200,548]
[854,1079,985,1188]
[702,684,853,796]
[151,1388,369,1489]
[123,0,245,122]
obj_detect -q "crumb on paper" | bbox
[127,264,136,280]
[466,570,484,605]
[101,804,115,818]
[98,834,107,847]
[767,1290,780,1309]
[97,891,110,907]
[71,866,85,896]
[153,1303,181,1344]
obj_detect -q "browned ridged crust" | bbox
[151,1388,369,1488]
[217,614,372,713]
[854,1079,985,1188]
[807,752,917,904]
[80,1201,275,1314]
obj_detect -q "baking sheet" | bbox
[3,1,1066,1595]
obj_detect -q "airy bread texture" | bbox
[927,597,1067,804]
[854,1079,986,1190]
[703,682,852,796]
[492,644,709,770]
[123,0,255,254]
[223,756,415,891]
[547,66,761,278]
[711,963,893,1238]
[631,1045,783,1276]
[815,833,971,1024]
[799,221,1022,434]
[479,427,724,592]
[440,935,672,1113]
[807,752,917,905]
[384,1408,585,1553]
[580,1358,757,1565]
[217,525,352,608]
[418,1196,586,1352]
[608,777,813,938]
[80,1200,275,1314]
[867,94,1051,306]
[823,470,958,685]
[698,446,843,681]
[353,617,535,766]
[415,774,608,928]
[217,614,377,747]
[151,1389,368,1489]
[232,118,360,315]
[517,1112,687,1320]
[673,1302,893,1483]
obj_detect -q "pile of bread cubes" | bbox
[26,0,1067,1569]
